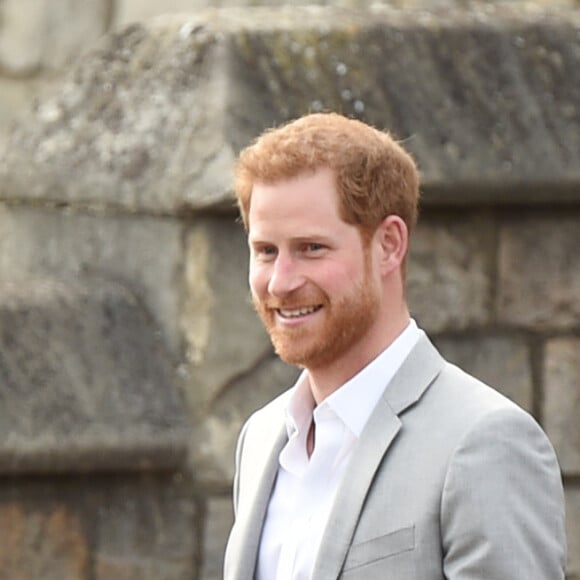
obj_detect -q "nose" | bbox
[267,254,305,297]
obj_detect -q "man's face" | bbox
[247,168,381,370]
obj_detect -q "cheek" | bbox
[316,261,363,293]
[249,263,268,297]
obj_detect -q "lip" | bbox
[275,305,322,325]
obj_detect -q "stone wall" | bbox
[1,3,579,579]
[1,0,579,151]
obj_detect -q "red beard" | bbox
[253,271,380,370]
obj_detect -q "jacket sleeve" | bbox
[441,406,567,579]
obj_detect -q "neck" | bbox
[307,306,410,404]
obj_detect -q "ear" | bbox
[374,215,408,276]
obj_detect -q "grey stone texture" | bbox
[0,277,190,474]
[183,217,301,483]
[0,0,110,74]
[434,334,534,412]
[194,353,299,484]
[408,212,494,332]
[543,337,580,476]
[93,474,198,580]
[497,213,580,330]
[2,4,580,213]
[0,205,185,352]
[0,77,43,136]
[182,217,271,408]
[1,16,239,213]
[201,496,235,580]
[221,3,580,203]
[112,0,578,27]
[0,2,579,578]
[0,473,198,580]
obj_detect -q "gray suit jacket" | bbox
[224,335,567,579]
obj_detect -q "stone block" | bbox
[193,353,299,485]
[3,5,580,213]
[0,15,238,213]
[0,0,46,74]
[183,216,301,483]
[201,496,234,580]
[0,473,198,580]
[0,277,190,474]
[0,205,184,353]
[497,214,580,329]
[0,0,109,74]
[182,217,272,407]
[223,3,580,203]
[0,78,39,139]
[566,486,580,580]
[114,0,210,27]
[543,337,580,476]
[93,474,199,580]
[0,503,89,579]
[112,0,578,23]
[434,334,533,412]
[407,212,494,333]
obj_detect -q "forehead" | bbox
[248,168,342,233]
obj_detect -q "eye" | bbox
[253,244,277,260]
[302,242,326,255]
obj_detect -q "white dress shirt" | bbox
[256,319,422,580]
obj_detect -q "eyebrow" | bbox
[249,233,333,245]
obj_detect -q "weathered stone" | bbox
[0,0,47,74]
[0,15,238,213]
[0,0,109,74]
[0,76,63,159]
[497,213,580,329]
[192,353,299,485]
[0,277,190,474]
[182,217,299,484]
[112,0,578,25]
[181,215,303,480]
[566,486,580,580]
[407,212,494,332]
[115,0,210,26]
[220,3,580,203]
[3,5,580,213]
[182,217,271,408]
[0,473,198,580]
[434,334,533,412]
[0,205,184,352]
[93,474,199,580]
[543,337,580,476]
[0,84,23,157]
[201,496,234,580]
[0,503,89,579]
[0,78,40,141]
[0,1,578,574]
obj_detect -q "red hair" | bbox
[234,112,420,239]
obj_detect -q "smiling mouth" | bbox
[277,305,322,319]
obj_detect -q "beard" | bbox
[252,266,380,370]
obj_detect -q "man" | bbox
[224,112,566,579]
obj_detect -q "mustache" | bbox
[252,291,327,311]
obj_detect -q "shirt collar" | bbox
[284,319,422,439]
[284,371,315,439]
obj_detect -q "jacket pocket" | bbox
[342,524,415,572]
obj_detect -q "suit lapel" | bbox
[311,334,444,579]
[311,399,402,579]
[229,410,288,580]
